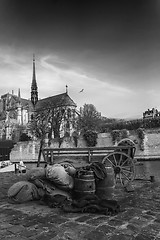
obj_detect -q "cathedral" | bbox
[0,56,77,140]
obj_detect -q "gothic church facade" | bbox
[0,56,77,140]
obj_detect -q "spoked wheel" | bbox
[102,152,136,186]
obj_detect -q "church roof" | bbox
[35,92,76,111]
[0,91,76,113]
[0,111,5,120]
[20,98,32,108]
[10,95,31,109]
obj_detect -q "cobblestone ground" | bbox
[0,172,160,240]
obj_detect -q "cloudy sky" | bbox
[0,0,160,119]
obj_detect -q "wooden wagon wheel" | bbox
[102,151,136,186]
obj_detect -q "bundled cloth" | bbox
[46,164,74,190]
[89,162,107,180]
[7,181,44,204]
[8,163,75,204]
[40,193,70,208]
[30,178,72,200]
[26,167,46,180]
[75,162,107,181]
[62,194,120,215]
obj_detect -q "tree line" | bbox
[100,117,160,132]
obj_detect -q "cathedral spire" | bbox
[32,54,36,85]
[18,88,21,104]
[18,88,21,99]
[31,54,38,107]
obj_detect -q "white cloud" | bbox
[40,55,133,95]
[37,54,137,118]
[0,48,158,118]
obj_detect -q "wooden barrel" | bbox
[74,170,96,198]
[96,166,115,199]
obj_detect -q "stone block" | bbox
[8,225,25,234]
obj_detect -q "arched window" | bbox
[3,99,6,111]
[66,121,70,129]
[67,108,71,118]
[72,109,76,119]
[61,108,65,114]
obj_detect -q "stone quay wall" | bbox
[10,131,160,163]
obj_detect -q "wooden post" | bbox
[88,150,91,163]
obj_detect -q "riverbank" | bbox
[0,172,160,239]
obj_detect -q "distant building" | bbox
[0,56,77,140]
[143,108,160,120]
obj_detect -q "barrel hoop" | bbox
[97,186,115,190]
[74,190,95,193]
[75,179,94,182]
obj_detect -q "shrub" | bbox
[136,128,145,140]
[121,129,129,139]
[136,128,145,151]
[110,130,121,144]
[83,130,98,147]
[19,133,31,141]
[110,129,130,145]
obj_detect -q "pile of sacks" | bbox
[7,163,120,215]
[8,163,76,204]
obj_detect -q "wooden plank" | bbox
[43,146,134,151]
[42,145,135,165]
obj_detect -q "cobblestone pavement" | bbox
[0,172,160,240]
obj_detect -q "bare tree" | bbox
[29,105,69,166]
[29,108,52,166]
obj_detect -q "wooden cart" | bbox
[42,138,136,186]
